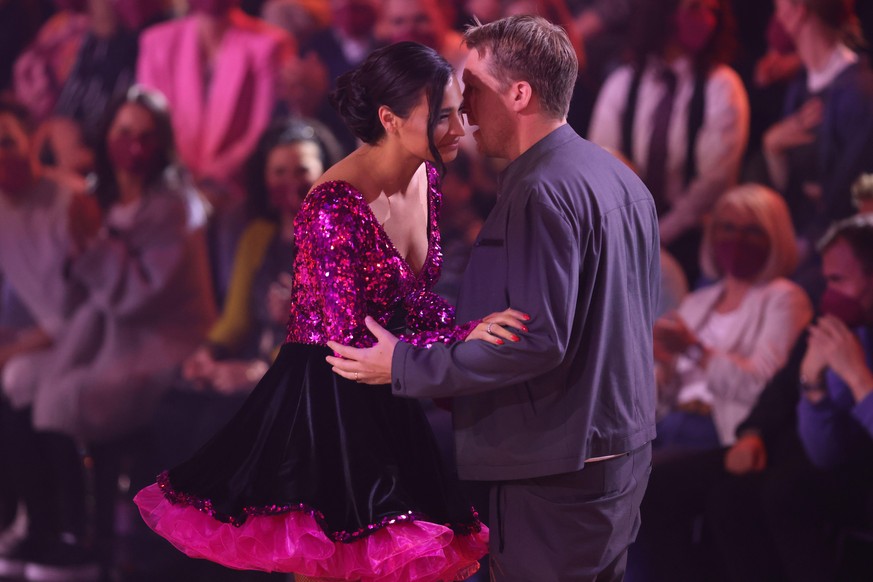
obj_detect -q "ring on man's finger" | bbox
[355,371,360,382]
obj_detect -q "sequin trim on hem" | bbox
[156,471,483,543]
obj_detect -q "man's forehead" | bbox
[462,51,486,82]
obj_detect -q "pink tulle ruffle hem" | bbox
[134,484,488,581]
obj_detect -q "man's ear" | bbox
[378,105,398,134]
[509,81,533,113]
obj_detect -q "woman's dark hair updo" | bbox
[330,41,454,171]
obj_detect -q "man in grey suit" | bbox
[328,15,659,581]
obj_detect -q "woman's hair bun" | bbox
[330,69,381,144]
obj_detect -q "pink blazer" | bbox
[136,10,294,186]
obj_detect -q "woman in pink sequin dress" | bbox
[134,42,526,582]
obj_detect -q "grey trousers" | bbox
[489,443,652,582]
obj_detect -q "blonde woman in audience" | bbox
[654,184,812,451]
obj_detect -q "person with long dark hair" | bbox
[134,41,523,581]
[588,0,749,284]
[0,86,216,581]
[181,119,329,395]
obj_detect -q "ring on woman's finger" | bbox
[486,322,494,335]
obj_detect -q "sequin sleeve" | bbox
[291,184,372,346]
[398,289,481,348]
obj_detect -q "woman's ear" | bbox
[378,105,397,135]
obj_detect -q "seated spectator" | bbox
[0,87,216,581]
[13,0,90,122]
[138,0,297,305]
[5,85,216,442]
[0,0,52,94]
[0,99,84,341]
[0,96,100,582]
[798,212,873,477]
[761,0,873,292]
[136,0,296,195]
[298,0,382,154]
[654,184,812,451]
[378,0,466,68]
[707,215,873,582]
[52,0,167,145]
[851,172,873,215]
[262,0,331,47]
[183,119,326,396]
[588,0,749,284]
[31,116,94,195]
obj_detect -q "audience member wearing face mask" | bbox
[0,87,215,581]
[652,184,812,452]
[588,0,750,285]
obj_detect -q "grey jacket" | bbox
[392,125,659,481]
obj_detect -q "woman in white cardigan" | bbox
[654,184,812,449]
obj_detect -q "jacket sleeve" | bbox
[820,73,873,227]
[202,36,289,182]
[206,222,275,353]
[797,392,873,469]
[704,282,812,407]
[70,195,193,319]
[392,192,580,399]
[735,333,806,447]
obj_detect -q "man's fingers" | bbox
[330,365,357,381]
[364,316,389,340]
[326,340,360,360]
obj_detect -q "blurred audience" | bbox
[262,0,331,46]
[0,88,215,580]
[589,0,750,284]
[653,184,811,450]
[378,0,467,68]
[52,0,166,145]
[297,0,380,153]
[0,0,53,94]
[137,0,297,305]
[183,119,325,397]
[13,0,91,122]
[0,97,95,582]
[798,212,873,475]
[136,0,296,195]
[761,0,873,294]
[852,171,873,215]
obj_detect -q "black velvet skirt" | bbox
[134,342,487,579]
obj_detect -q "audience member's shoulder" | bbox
[230,9,294,46]
[832,58,873,95]
[33,11,89,42]
[601,63,636,89]
[760,277,811,302]
[707,64,747,96]
[138,15,189,46]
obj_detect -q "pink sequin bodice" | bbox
[285,163,478,348]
